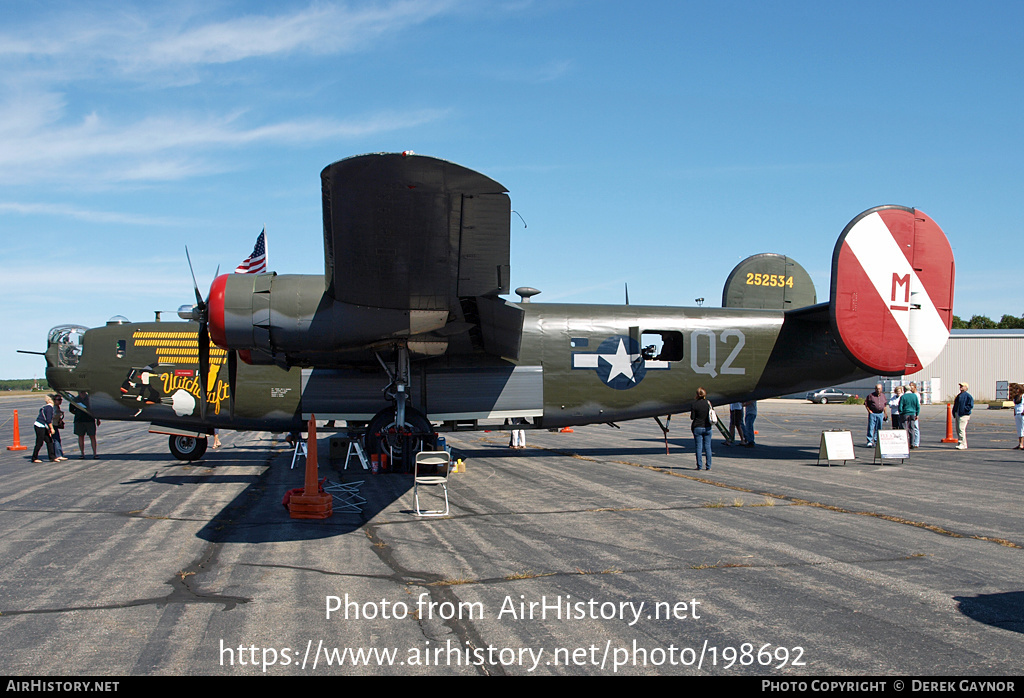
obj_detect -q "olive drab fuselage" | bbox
[40,155,955,455]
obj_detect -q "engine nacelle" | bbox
[208,273,449,364]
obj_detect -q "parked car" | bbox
[806,387,854,404]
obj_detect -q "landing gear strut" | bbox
[366,343,434,470]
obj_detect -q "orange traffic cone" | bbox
[7,410,27,451]
[941,403,958,443]
[287,416,333,519]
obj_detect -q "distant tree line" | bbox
[951,314,1024,329]
[0,379,49,391]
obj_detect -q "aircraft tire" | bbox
[365,407,433,469]
[169,435,208,461]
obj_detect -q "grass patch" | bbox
[689,562,718,570]
[504,570,556,580]
[428,577,475,586]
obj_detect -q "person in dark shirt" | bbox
[864,383,887,447]
[690,387,713,471]
[951,382,974,450]
[31,395,56,463]
[70,395,100,459]
[51,394,68,461]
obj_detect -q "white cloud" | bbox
[0,1,460,74]
[0,264,191,299]
[0,2,462,186]
[147,1,458,66]
[0,99,450,185]
[0,202,180,226]
[486,59,573,84]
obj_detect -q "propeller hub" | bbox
[177,304,200,321]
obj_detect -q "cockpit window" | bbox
[116,340,126,359]
[48,325,88,368]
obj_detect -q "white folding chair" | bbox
[413,451,451,517]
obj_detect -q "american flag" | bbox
[234,229,268,274]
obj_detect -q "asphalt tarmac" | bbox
[0,395,1021,676]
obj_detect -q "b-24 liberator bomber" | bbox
[41,153,955,461]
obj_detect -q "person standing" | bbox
[51,395,68,461]
[1011,383,1024,450]
[70,396,99,459]
[951,382,974,450]
[32,395,57,463]
[889,386,904,430]
[728,402,745,445]
[504,417,527,450]
[743,400,757,448]
[900,382,921,449]
[511,417,526,449]
[864,383,887,447]
[690,388,713,470]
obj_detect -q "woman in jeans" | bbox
[32,395,56,463]
[691,387,713,471]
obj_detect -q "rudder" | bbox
[830,205,954,375]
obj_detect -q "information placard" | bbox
[817,430,855,466]
[874,429,909,463]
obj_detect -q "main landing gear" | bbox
[364,406,433,468]
[364,343,435,470]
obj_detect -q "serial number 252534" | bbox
[746,273,793,288]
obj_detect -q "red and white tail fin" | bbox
[830,206,954,375]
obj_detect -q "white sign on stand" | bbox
[874,429,909,463]
[818,430,855,466]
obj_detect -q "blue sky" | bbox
[2,0,1021,379]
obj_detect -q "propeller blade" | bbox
[198,321,209,422]
[185,247,206,311]
[184,246,217,421]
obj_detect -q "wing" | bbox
[321,152,511,310]
[209,153,525,366]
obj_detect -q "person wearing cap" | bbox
[951,381,974,450]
